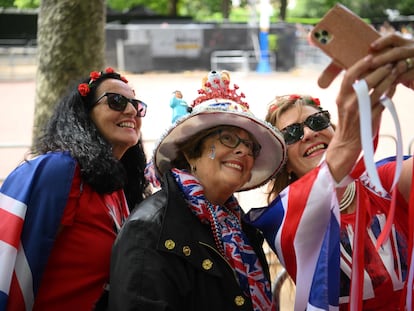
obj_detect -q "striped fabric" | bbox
[246,162,340,310]
[0,152,75,311]
[247,157,413,310]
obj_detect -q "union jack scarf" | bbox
[171,168,275,311]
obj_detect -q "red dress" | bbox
[339,161,408,310]
[33,165,129,310]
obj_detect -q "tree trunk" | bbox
[222,0,231,20]
[33,0,106,141]
[280,0,287,21]
[168,0,178,16]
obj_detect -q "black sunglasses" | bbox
[218,130,261,158]
[281,110,331,145]
[94,92,147,117]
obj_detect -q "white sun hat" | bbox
[153,72,287,191]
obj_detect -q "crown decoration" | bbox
[268,94,320,112]
[78,67,128,97]
[192,78,249,110]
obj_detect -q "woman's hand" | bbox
[370,33,414,90]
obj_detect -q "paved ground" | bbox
[1,62,413,309]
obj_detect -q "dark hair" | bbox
[31,70,149,210]
[171,125,257,170]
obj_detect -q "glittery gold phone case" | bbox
[309,3,380,69]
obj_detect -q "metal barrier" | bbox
[210,50,276,72]
[377,134,414,156]
[0,45,37,80]
[210,50,251,72]
[408,137,414,155]
[0,143,31,148]
[0,143,31,183]
[272,267,291,311]
[0,46,37,63]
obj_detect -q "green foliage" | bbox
[339,0,392,19]
[396,0,414,16]
[268,33,278,51]
[107,0,238,21]
[0,0,14,7]
[3,0,414,23]
[179,0,224,20]
[0,0,39,8]
[14,0,39,8]
[179,1,213,20]
[107,0,141,11]
[18,0,38,8]
[285,16,321,25]
[288,0,414,20]
[287,0,330,18]
[193,6,251,22]
[228,6,250,22]
[107,0,170,14]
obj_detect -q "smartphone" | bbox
[309,4,380,69]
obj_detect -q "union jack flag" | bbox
[246,162,341,310]
[0,152,75,311]
[246,156,414,311]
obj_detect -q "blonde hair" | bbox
[265,95,323,202]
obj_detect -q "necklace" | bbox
[205,201,241,257]
[206,201,226,256]
[339,181,356,212]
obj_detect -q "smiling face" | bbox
[277,105,334,178]
[90,78,142,159]
[187,126,256,205]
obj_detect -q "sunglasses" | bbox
[281,110,331,145]
[217,130,261,158]
[94,92,147,117]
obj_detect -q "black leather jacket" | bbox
[108,172,271,311]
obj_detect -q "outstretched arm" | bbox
[326,55,396,183]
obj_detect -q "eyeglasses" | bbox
[281,110,331,145]
[217,130,261,158]
[94,92,147,117]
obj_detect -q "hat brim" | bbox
[154,109,286,191]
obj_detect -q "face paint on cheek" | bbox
[209,145,216,160]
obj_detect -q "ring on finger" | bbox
[405,58,413,71]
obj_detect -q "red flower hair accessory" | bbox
[288,94,301,101]
[77,67,128,97]
[311,97,320,106]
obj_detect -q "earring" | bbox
[209,145,216,159]
[288,171,296,183]
[191,165,197,172]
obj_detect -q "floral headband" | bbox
[192,78,249,110]
[268,94,320,112]
[77,67,128,97]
